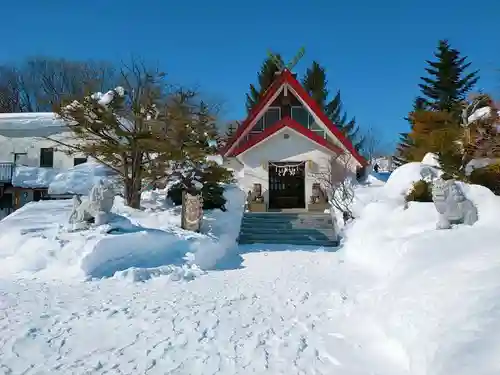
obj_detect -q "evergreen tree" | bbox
[225,121,238,139]
[302,61,363,150]
[245,54,284,112]
[395,41,479,168]
[419,40,479,114]
[302,61,329,108]
[55,63,233,209]
[393,132,413,167]
[394,97,428,165]
[218,120,239,149]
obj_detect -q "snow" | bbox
[10,159,117,191]
[468,106,493,123]
[48,159,118,195]
[11,165,60,188]
[0,112,65,130]
[1,161,500,374]
[373,156,394,172]
[91,88,125,106]
[206,154,224,166]
[465,157,496,176]
[0,184,244,281]
[421,152,440,167]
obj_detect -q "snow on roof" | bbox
[11,165,60,188]
[0,112,66,130]
[11,159,117,192]
[48,160,118,196]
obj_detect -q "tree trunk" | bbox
[124,178,141,209]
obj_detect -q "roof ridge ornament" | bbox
[267,47,306,74]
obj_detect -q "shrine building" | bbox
[221,68,368,212]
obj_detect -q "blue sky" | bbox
[2,0,499,151]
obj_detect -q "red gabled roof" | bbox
[228,116,344,156]
[222,69,367,166]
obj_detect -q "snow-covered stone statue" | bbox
[88,179,115,225]
[432,178,478,229]
[68,179,115,227]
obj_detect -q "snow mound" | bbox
[384,162,440,200]
[0,184,245,281]
[49,160,118,195]
[11,165,60,188]
[340,181,500,374]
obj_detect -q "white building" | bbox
[0,113,87,219]
[221,69,367,212]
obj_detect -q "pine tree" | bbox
[54,63,233,209]
[395,41,479,168]
[54,66,168,209]
[393,132,413,166]
[419,40,479,114]
[394,97,428,165]
[245,54,284,112]
[225,121,238,139]
[218,120,239,149]
[302,61,329,108]
[163,91,234,209]
[302,61,364,151]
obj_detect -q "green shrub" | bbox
[167,181,227,210]
[469,163,500,195]
[405,179,433,202]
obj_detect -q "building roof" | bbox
[0,112,65,130]
[222,69,367,166]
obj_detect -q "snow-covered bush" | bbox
[405,179,433,203]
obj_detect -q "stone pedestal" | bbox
[308,202,330,212]
[248,202,267,212]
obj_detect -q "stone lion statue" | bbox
[69,179,115,227]
[431,178,478,229]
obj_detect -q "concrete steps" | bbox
[237,212,339,247]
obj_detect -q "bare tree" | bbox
[0,58,120,113]
[19,57,119,110]
[313,153,356,221]
[0,65,23,112]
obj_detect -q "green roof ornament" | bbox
[266,47,306,72]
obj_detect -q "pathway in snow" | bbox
[0,251,388,375]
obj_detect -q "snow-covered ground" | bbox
[1,164,500,374]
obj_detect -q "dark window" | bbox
[40,148,54,168]
[252,118,264,133]
[33,190,48,202]
[0,193,13,209]
[73,157,87,166]
[291,106,309,127]
[264,107,281,128]
[251,107,281,134]
[291,106,326,138]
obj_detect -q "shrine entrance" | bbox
[268,161,306,210]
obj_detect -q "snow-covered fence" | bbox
[0,162,14,182]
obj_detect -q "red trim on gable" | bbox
[228,117,344,157]
[219,73,287,155]
[283,70,367,166]
[222,69,367,166]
